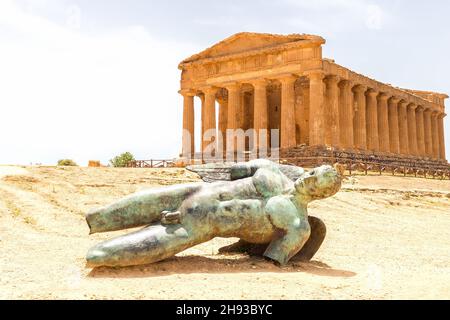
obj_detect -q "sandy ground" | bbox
[0,165,449,300]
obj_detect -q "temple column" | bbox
[217,95,228,155]
[377,93,390,153]
[308,71,325,146]
[200,94,205,151]
[438,113,446,160]
[280,75,297,148]
[431,111,440,159]
[252,79,269,152]
[338,80,354,149]
[324,75,340,147]
[423,108,433,158]
[366,89,379,152]
[407,103,418,156]
[416,106,426,157]
[388,97,400,154]
[353,85,367,150]
[239,91,247,130]
[181,91,195,158]
[201,87,218,153]
[298,82,310,145]
[224,83,241,154]
[398,100,409,155]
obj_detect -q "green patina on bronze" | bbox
[85,159,342,267]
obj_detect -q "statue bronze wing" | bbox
[186,162,234,182]
[186,161,305,182]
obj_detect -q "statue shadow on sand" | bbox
[87,254,356,279]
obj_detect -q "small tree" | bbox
[110,152,135,167]
[57,159,78,166]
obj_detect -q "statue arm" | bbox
[263,196,311,265]
[230,159,280,180]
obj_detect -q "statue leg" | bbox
[218,216,326,262]
[86,183,202,234]
[292,216,326,261]
[86,223,205,267]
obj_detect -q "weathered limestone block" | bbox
[424,109,433,158]
[324,75,340,147]
[438,113,446,160]
[398,101,409,155]
[280,75,297,148]
[366,89,379,152]
[181,91,195,158]
[407,103,418,156]
[353,85,367,150]
[416,106,426,157]
[388,97,401,154]
[178,33,448,163]
[338,80,354,149]
[252,79,269,151]
[431,112,440,159]
[308,71,325,146]
[377,93,390,153]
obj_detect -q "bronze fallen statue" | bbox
[85,159,342,267]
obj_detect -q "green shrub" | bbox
[110,152,135,167]
[57,159,78,166]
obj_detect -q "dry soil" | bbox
[0,165,449,299]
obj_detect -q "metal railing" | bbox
[283,156,450,179]
[126,159,176,168]
[126,155,450,179]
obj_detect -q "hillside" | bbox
[0,165,449,299]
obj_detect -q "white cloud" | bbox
[0,0,198,165]
[366,4,383,30]
[286,0,386,32]
[193,16,237,27]
[65,4,81,30]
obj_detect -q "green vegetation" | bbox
[109,152,135,167]
[57,159,78,166]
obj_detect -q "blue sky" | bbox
[0,0,449,165]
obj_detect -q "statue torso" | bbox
[178,167,300,242]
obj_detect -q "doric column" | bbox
[280,75,297,148]
[252,79,269,151]
[239,90,247,130]
[338,80,354,149]
[438,113,446,160]
[431,111,440,159]
[324,75,340,147]
[415,106,426,157]
[181,91,195,158]
[407,103,418,156]
[423,108,433,158]
[298,82,310,145]
[377,93,390,153]
[398,100,409,155]
[217,95,228,154]
[353,85,367,150]
[224,83,241,154]
[388,97,400,154]
[200,93,205,151]
[308,71,325,146]
[366,89,379,152]
[225,83,240,131]
[201,86,218,152]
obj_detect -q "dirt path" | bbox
[0,166,449,299]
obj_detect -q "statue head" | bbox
[294,165,342,202]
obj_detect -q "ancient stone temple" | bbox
[178,32,448,169]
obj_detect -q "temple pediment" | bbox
[180,32,325,65]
